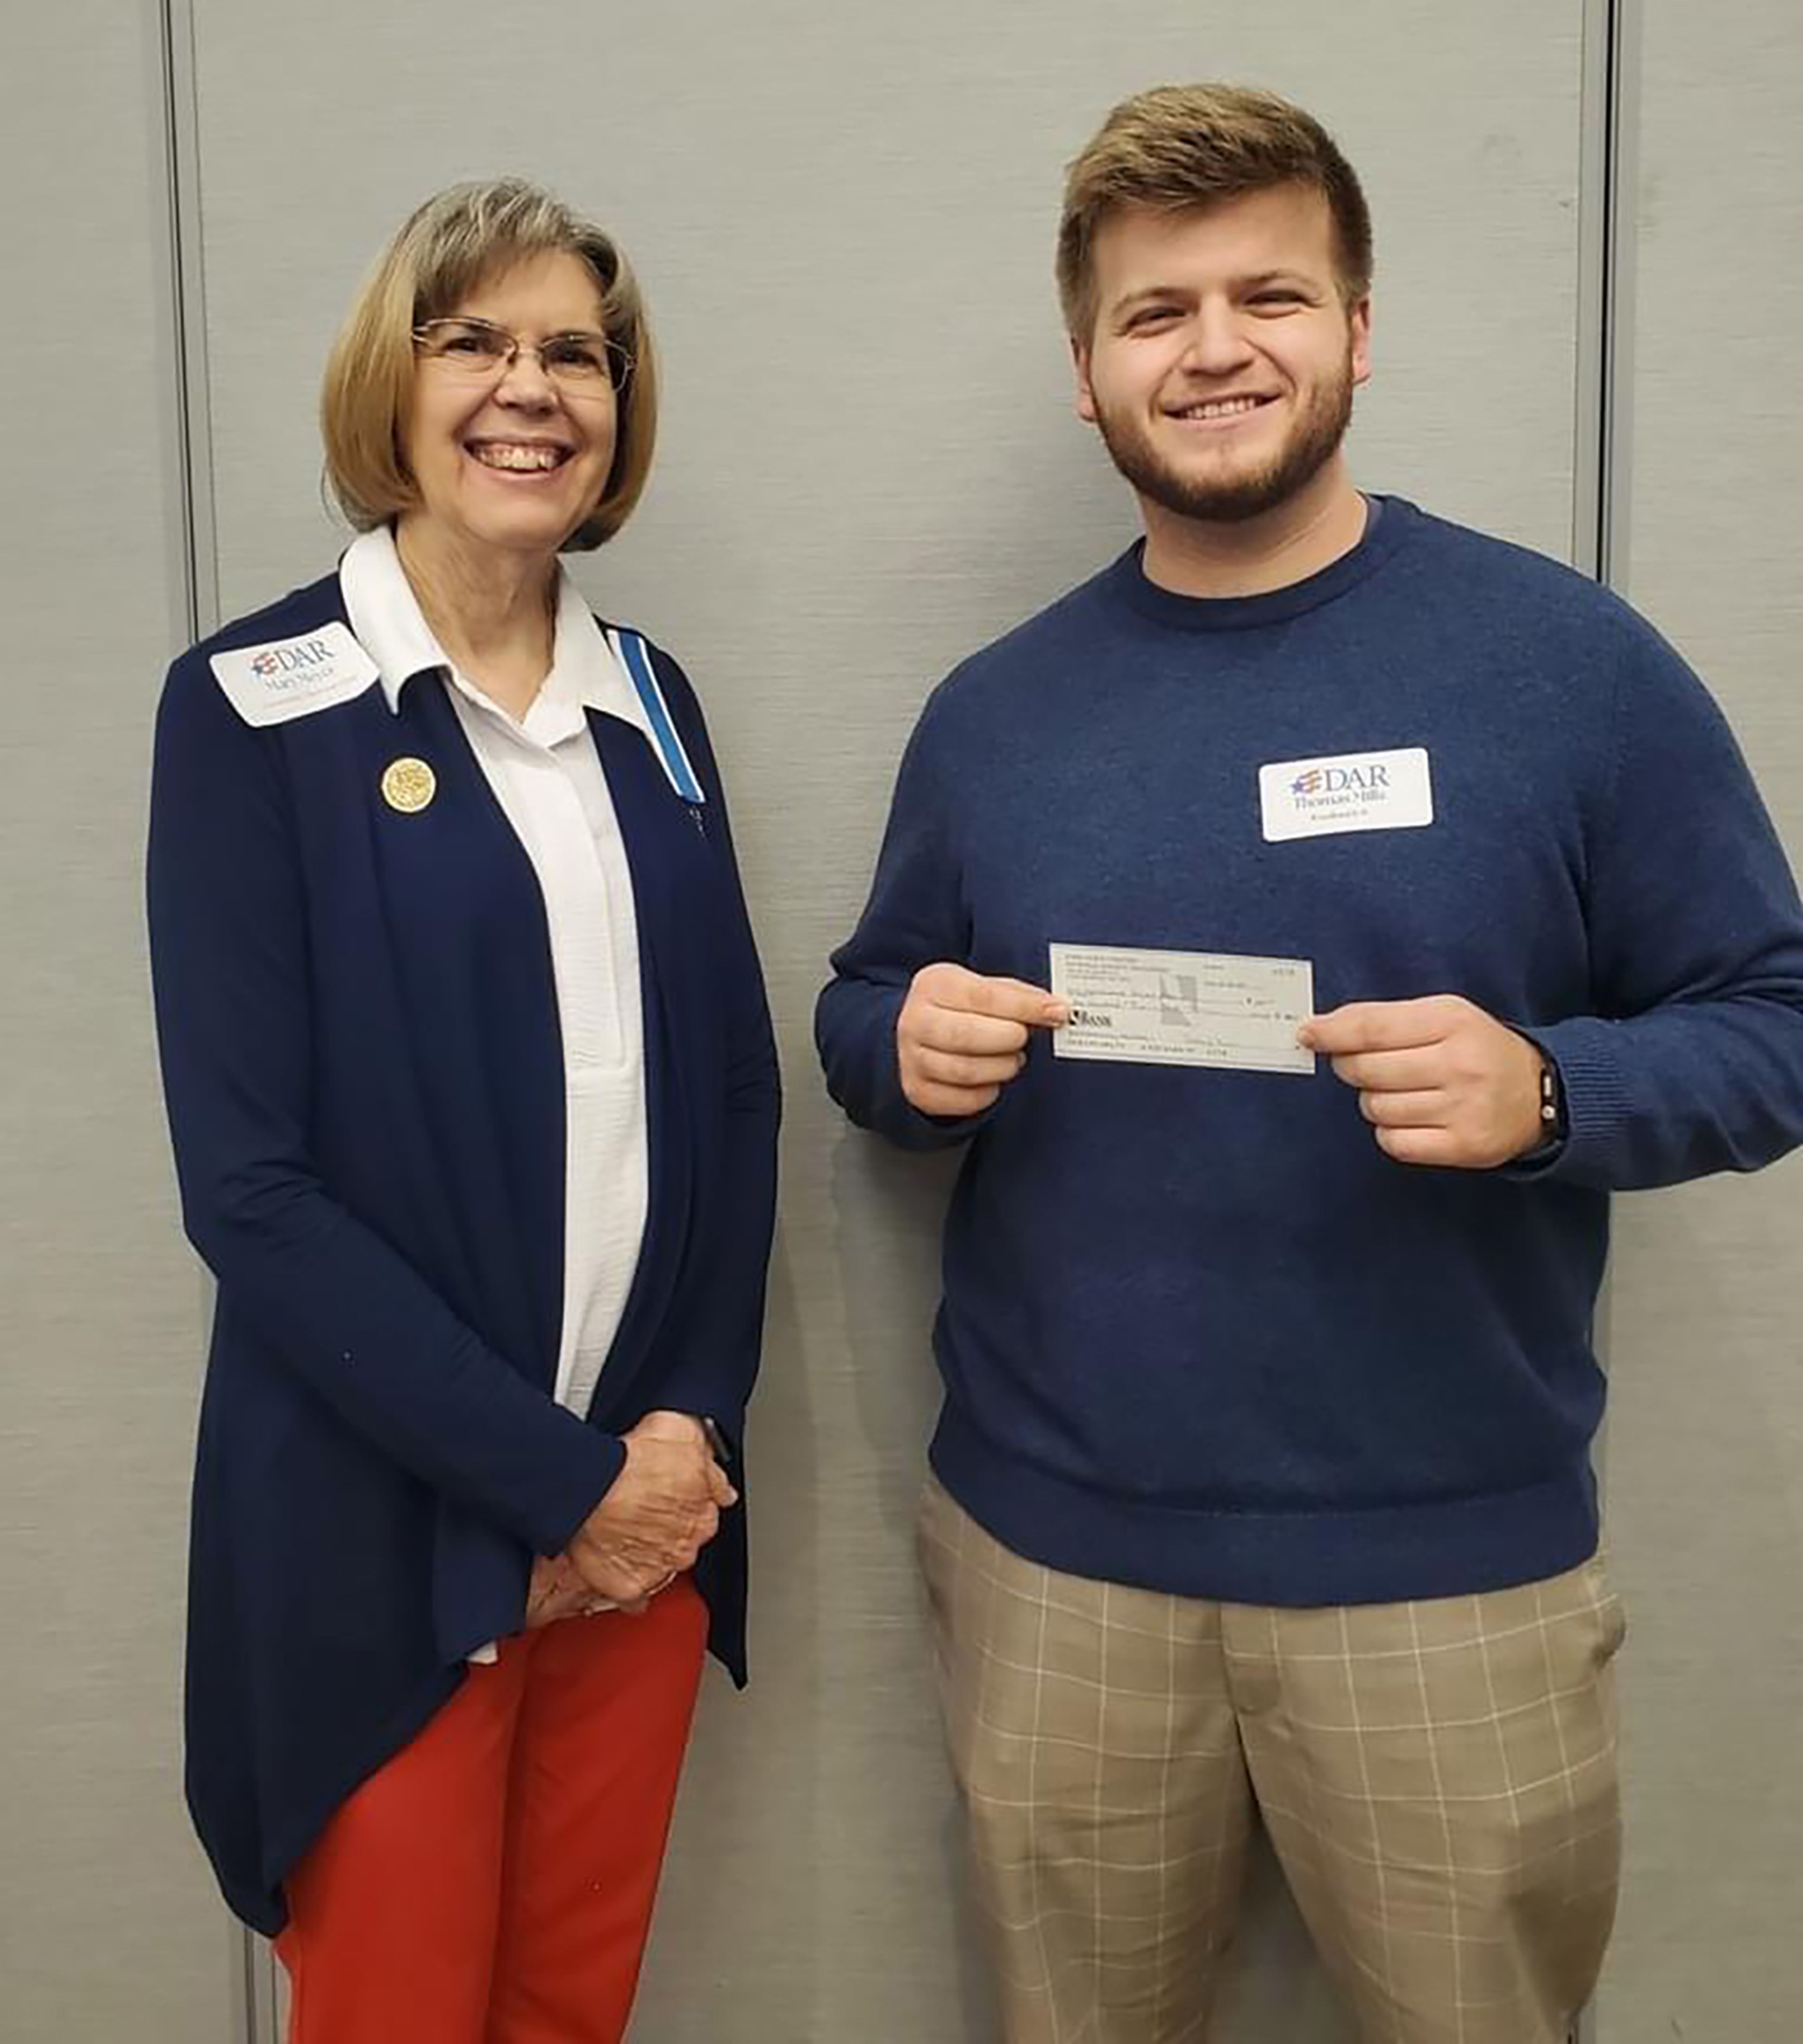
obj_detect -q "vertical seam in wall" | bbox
[155,1,248,2033]
[1600,1,1641,598]
[237,1923,259,2044]
[158,0,220,643]
[1592,0,1623,585]
[1574,0,1615,582]
[1578,0,1641,594]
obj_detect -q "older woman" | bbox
[147,180,779,2043]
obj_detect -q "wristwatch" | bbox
[1537,1051,1568,1143]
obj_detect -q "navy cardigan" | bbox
[147,569,779,1935]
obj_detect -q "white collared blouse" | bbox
[340,525,648,1429]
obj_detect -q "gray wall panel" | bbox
[185,5,1585,2036]
[1596,7,1803,2038]
[0,3,235,2039]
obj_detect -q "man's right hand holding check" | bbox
[897,963,1068,1116]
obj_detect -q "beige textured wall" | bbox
[0,5,236,2040]
[1593,8,1803,2039]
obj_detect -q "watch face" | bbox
[1539,1057,1567,1138]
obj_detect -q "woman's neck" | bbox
[394,517,559,720]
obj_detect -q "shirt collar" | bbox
[337,523,654,745]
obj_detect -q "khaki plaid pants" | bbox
[919,1475,1624,2044]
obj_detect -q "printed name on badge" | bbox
[209,622,381,728]
[1049,942,1315,1075]
[1259,745,1433,843]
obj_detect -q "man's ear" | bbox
[1349,294,1373,389]
[1071,333,1098,423]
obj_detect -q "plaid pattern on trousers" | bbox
[918,1475,1625,2044]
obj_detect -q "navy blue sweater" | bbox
[148,569,778,1933]
[817,499,1803,1606]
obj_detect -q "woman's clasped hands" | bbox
[525,1410,735,1628]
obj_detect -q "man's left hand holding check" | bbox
[1300,995,1549,1170]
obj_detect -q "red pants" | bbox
[276,1578,709,2044]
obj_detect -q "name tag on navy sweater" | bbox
[209,622,380,727]
[1259,746,1433,842]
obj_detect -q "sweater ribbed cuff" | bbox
[1519,1018,1634,1184]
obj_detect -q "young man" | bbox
[815,84,1803,2044]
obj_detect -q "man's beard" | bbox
[1093,351,1356,525]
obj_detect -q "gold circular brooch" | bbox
[380,757,437,815]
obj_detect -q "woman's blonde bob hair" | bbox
[321,178,657,552]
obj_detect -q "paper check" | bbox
[1048,943,1315,1074]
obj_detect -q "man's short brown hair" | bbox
[321,178,657,552]
[1056,85,1373,338]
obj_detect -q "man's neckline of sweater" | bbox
[1104,493,1418,633]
